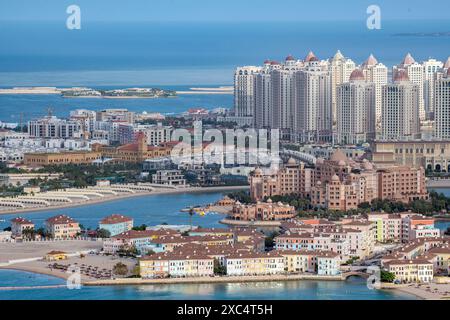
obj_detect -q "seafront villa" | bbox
[99,214,134,236]
[10,217,34,237]
[45,215,81,239]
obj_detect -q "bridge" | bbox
[341,271,370,280]
[281,149,317,165]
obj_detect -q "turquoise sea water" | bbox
[0,270,415,300]
[0,190,227,231]
[0,88,233,122]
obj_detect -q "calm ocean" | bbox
[1,20,450,87]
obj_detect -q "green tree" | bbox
[96,228,111,239]
[380,270,396,283]
[213,259,226,275]
[264,231,279,249]
[112,262,128,277]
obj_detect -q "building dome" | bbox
[362,54,378,67]
[394,69,410,82]
[270,61,280,65]
[338,160,346,166]
[330,149,349,163]
[305,51,317,62]
[349,69,365,81]
[363,160,374,171]
[264,59,271,64]
[253,167,263,176]
[401,53,415,66]
[267,198,273,203]
[285,55,295,61]
[287,157,297,165]
[316,180,322,186]
[331,174,340,182]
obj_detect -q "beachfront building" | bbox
[317,252,341,276]
[45,251,68,261]
[151,170,186,186]
[225,252,285,276]
[385,259,434,283]
[45,215,81,239]
[230,199,296,221]
[10,217,34,237]
[428,246,450,274]
[98,214,133,236]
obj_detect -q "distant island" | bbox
[61,87,177,98]
[393,32,450,37]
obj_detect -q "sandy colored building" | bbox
[45,215,81,239]
[385,259,434,283]
[371,140,450,172]
[92,133,174,163]
[249,158,313,201]
[24,150,102,166]
[45,250,68,261]
[230,199,296,221]
[225,251,285,276]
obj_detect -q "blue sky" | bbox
[0,0,449,22]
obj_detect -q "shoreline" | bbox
[381,282,450,300]
[0,185,248,216]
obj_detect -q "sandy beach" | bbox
[382,282,450,300]
[0,185,247,216]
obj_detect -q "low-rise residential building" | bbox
[427,246,450,274]
[225,252,285,276]
[45,215,81,239]
[385,259,434,283]
[24,150,102,166]
[152,170,186,186]
[103,229,179,254]
[99,214,133,236]
[10,217,34,237]
[317,251,341,276]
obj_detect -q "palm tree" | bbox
[188,208,195,230]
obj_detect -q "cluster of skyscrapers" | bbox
[234,51,450,144]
